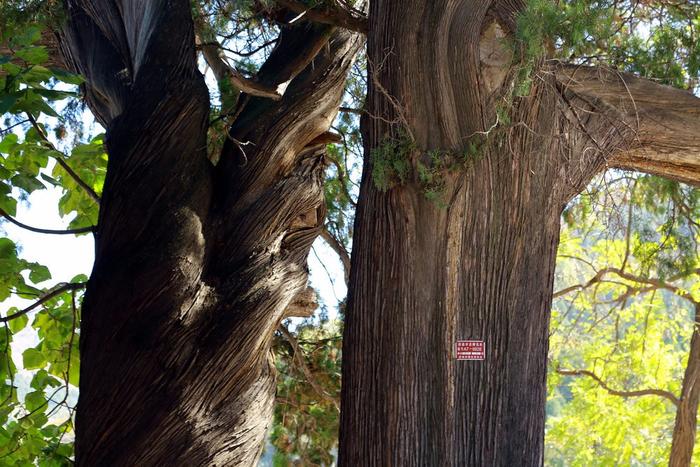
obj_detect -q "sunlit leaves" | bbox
[548,173,699,464]
[0,14,88,467]
[0,284,81,466]
[0,237,51,301]
[517,0,700,91]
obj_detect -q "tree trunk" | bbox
[670,303,700,467]
[58,1,361,464]
[339,1,700,465]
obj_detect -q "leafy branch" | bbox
[26,113,101,204]
[0,282,86,323]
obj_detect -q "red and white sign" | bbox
[455,340,485,360]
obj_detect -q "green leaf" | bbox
[7,312,28,333]
[11,174,46,193]
[22,348,46,370]
[15,47,48,65]
[0,133,19,153]
[30,369,61,391]
[32,89,76,100]
[40,173,60,187]
[0,93,19,115]
[0,185,18,216]
[0,237,17,258]
[50,67,84,85]
[22,65,53,84]
[24,391,46,413]
[28,264,51,283]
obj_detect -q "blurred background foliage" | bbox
[0,0,699,465]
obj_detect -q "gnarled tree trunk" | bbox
[339,1,700,465]
[58,1,361,464]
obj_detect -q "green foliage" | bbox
[548,174,700,464]
[516,1,700,90]
[370,128,415,192]
[0,14,94,465]
[271,321,342,466]
[416,151,447,207]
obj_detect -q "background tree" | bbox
[548,174,699,465]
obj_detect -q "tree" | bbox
[339,1,700,465]
[3,1,700,465]
[1,0,365,464]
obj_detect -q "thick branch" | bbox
[556,367,680,407]
[1,282,86,323]
[277,0,368,34]
[556,63,700,185]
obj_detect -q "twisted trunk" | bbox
[59,1,360,464]
[340,1,700,465]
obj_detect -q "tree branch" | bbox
[555,63,700,186]
[276,0,368,34]
[1,282,87,323]
[283,286,318,318]
[279,324,340,411]
[339,106,363,115]
[199,40,283,100]
[556,367,680,407]
[0,208,95,235]
[320,227,350,286]
[553,266,699,303]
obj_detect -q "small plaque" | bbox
[455,340,485,360]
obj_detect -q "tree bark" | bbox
[58,1,361,464]
[339,1,700,465]
[670,303,700,467]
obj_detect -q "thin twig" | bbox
[0,208,95,235]
[320,227,350,286]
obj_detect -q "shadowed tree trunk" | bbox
[56,0,361,464]
[339,1,700,465]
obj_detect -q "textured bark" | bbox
[58,1,361,464]
[339,1,700,466]
[556,64,700,186]
[670,304,700,467]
